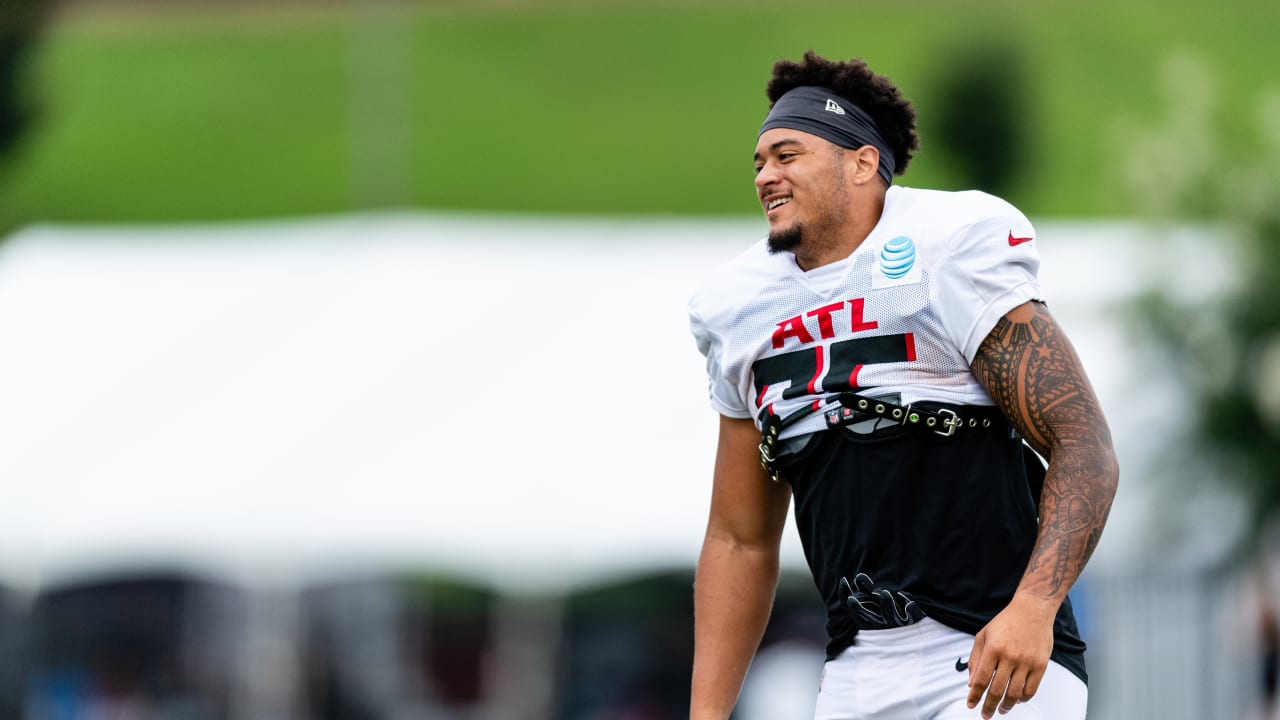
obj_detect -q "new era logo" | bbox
[825,99,845,115]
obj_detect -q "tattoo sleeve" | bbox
[970,301,1119,601]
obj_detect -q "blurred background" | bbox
[0,0,1278,718]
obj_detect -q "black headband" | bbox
[759,86,896,184]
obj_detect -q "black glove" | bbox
[840,573,925,629]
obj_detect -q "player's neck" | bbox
[792,192,886,271]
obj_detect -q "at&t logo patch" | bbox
[873,235,922,289]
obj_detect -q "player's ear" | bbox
[849,145,881,186]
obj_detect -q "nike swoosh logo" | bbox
[955,657,969,672]
[1008,231,1034,246]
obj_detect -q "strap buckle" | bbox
[758,441,784,484]
[933,408,961,437]
[758,442,774,468]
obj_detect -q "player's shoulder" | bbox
[889,186,1034,256]
[688,237,780,326]
[890,186,1029,229]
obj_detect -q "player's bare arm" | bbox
[965,300,1119,718]
[690,415,792,720]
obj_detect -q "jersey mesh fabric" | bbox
[689,186,1043,441]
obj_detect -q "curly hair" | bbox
[766,51,920,177]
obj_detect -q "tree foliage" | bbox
[1130,53,1280,539]
[0,0,43,158]
[931,43,1030,199]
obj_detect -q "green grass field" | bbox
[0,0,1275,228]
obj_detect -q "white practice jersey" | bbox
[689,185,1043,440]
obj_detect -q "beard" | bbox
[767,222,804,254]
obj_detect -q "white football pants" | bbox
[813,617,1087,720]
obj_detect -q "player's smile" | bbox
[762,193,792,218]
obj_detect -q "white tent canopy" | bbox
[0,213,1234,595]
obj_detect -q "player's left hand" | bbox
[965,594,1057,718]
